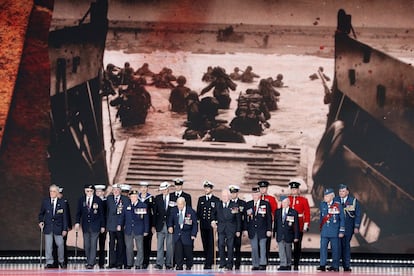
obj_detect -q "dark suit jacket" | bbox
[75,195,105,233]
[153,193,173,232]
[168,206,198,246]
[169,191,192,208]
[196,194,220,230]
[106,194,130,232]
[243,199,272,239]
[119,201,150,236]
[273,207,299,243]
[213,200,241,235]
[38,197,68,235]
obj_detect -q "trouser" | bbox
[218,231,234,268]
[83,231,99,266]
[143,232,152,267]
[278,240,293,266]
[125,233,143,267]
[233,234,242,268]
[293,231,304,267]
[52,235,68,265]
[320,236,339,268]
[250,234,267,268]
[339,233,353,268]
[98,231,107,267]
[200,228,214,266]
[45,233,64,265]
[156,224,173,267]
[109,231,125,266]
[174,238,193,268]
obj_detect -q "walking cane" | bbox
[213,228,217,269]
[74,230,78,268]
[39,227,43,267]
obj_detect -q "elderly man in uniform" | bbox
[38,184,68,269]
[335,184,361,272]
[287,178,311,270]
[138,181,154,269]
[118,190,149,269]
[229,185,245,270]
[196,180,220,269]
[75,184,106,269]
[153,181,174,269]
[120,184,132,197]
[94,184,107,269]
[317,188,345,272]
[273,195,299,271]
[211,189,241,270]
[258,180,277,262]
[243,186,272,271]
[106,183,130,269]
[168,197,198,270]
[170,178,192,207]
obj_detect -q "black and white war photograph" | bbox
[0,0,413,275]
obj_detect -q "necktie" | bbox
[282,208,286,221]
[164,196,168,210]
[52,199,56,215]
[115,197,119,205]
[179,210,184,226]
[87,197,91,210]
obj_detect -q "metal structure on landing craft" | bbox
[312,9,414,253]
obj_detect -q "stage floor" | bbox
[0,264,412,275]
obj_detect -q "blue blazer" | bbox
[75,195,105,233]
[119,201,149,236]
[213,200,241,235]
[106,194,130,232]
[38,197,68,235]
[243,199,272,240]
[319,200,345,238]
[273,207,299,243]
[334,195,361,236]
[168,206,198,246]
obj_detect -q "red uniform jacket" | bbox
[289,195,310,232]
[261,194,278,219]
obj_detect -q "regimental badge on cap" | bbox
[257,180,270,187]
[84,184,95,190]
[203,180,214,188]
[229,185,240,193]
[159,181,170,190]
[173,178,184,185]
[129,190,139,196]
[324,188,334,195]
[252,186,260,193]
[112,183,122,189]
[288,177,305,189]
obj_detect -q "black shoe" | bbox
[344,267,352,272]
[125,265,133,269]
[86,264,94,269]
[99,265,104,269]
[203,265,211,269]
[59,262,67,269]
[106,265,115,269]
[186,266,192,270]
[166,265,173,270]
[259,265,266,270]
[235,265,240,270]
[176,266,183,270]
[219,265,225,269]
[327,266,339,272]
[252,266,260,271]
[135,266,142,269]
[154,264,163,269]
[142,264,148,269]
[44,264,55,269]
[317,266,326,271]
[116,265,123,269]
[294,265,299,271]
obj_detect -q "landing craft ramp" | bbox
[113,138,306,195]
